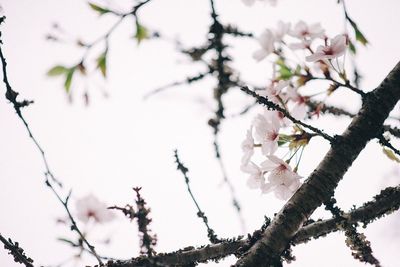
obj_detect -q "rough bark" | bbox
[233,61,400,267]
[104,185,400,267]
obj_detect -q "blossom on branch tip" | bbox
[306,34,348,62]
[261,155,301,200]
[76,194,115,224]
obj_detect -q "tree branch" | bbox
[103,185,400,267]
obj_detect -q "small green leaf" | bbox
[88,2,110,15]
[382,147,400,163]
[348,19,368,46]
[64,68,75,93]
[348,39,356,54]
[47,65,68,76]
[355,28,368,46]
[96,50,107,78]
[135,22,149,44]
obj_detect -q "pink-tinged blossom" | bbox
[261,155,301,200]
[265,110,292,128]
[275,21,290,42]
[253,29,275,62]
[288,39,312,50]
[241,161,265,189]
[253,114,280,155]
[261,80,289,104]
[290,21,325,40]
[76,194,115,224]
[285,86,308,120]
[241,127,255,165]
[306,34,348,62]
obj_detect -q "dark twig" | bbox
[45,175,103,265]
[173,150,220,244]
[378,135,400,156]
[0,21,62,187]
[0,234,34,267]
[213,139,246,233]
[110,188,157,257]
[143,71,211,100]
[324,198,381,267]
[241,86,334,142]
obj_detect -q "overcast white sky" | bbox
[1,0,400,266]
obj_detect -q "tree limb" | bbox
[103,185,400,267]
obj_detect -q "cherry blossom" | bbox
[306,34,347,62]
[265,110,292,127]
[275,21,290,42]
[253,114,280,155]
[290,21,325,40]
[288,39,312,50]
[261,80,289,104]
[76,194,115,224]
[241,161,265,189]
[261,155,301,200]
[253,29,275,62]
[241,127,255,165]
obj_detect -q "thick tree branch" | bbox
[103,185,400,267]
[234,61,400,266]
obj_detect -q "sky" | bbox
[1,0,400,266]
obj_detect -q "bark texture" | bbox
[234,61,400,267]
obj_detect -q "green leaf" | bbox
[47,65,68,76]
[276,58,293,80]
[64,68,75,93]
[355,28,368,46]
[348,39,356,54]
[348,19,368,46]
[88,2,110,15]
[96,50,107,78]
[135,22,149,44]
[382,147,400,163]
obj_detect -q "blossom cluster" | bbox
[240,21,349,200]
[253,20,347,64]
[240,79,307,200]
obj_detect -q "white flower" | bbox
[262,80,289,104]
[265,110,292,127]
[253,29,275,62]
[306,34,347,62]
[241,161,265,189]
[288,39,312,50]
[290,21,325,40]
[261,155,301,200]
[275,21,290,42]
[76,194,115,224]
[253,114,280,155]
[285,86,308,120]
[241,127,255,165]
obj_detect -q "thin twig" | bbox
[173,150,220,243]
[241,86,334,142]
